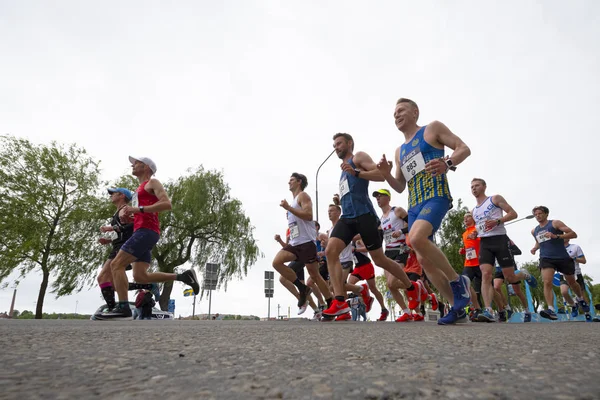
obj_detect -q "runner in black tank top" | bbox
[95,188,159,318]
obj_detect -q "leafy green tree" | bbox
[435,199,469,274]
[18,310,34,319]
[0,136,107,318]
[145,167,262,310]
[12,310,20,318]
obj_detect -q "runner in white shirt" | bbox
[470,178,537,322]
[560,239,588,318]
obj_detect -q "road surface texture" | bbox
[0,319,598,399]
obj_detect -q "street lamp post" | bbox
[315,149,336,223]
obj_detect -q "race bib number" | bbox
[476,220,487,235]
[289,222,300,239]
[465,247,477,260]
[131,192,139,208]
[383,229,394,244]
[339,177,350,198]
[536,230,550,243]
[401,151,426,181]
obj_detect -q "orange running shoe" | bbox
[335,312,352,321]
[378,309,389,321]
[395,313,414,322]
[360,284,370,308]
[322,298,350,316]
[405,281,422,310]
[429,292,439,311]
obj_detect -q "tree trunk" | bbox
[159,281,173,311]
[35,268,50,319]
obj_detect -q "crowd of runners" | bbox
[91,98,595,324]
[270,98,596,324]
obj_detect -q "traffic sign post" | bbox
[264,271,274,319]
[204,263,220,320]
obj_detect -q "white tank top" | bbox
[329,223,353,263]
[380,207,407,249]
[472,196,506,238]
[287,195,317,246]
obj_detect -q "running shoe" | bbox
[405,281,422,310]
[516,269,538,288]
[395,313,414,323]
[429,292,439,311]
[477,309,497,323]
[378,309,389,321]
[540,309,558,320]
[335,312,351,321]
[437,307,467,325]
[450,275,471,310]
[579,300,590,313]
[322,298,350,316]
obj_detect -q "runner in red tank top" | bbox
[97,156,200,320]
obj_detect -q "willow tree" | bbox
[145,167,261,310]
[0,136,107,318]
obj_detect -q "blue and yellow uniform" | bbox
[399,126,452,234]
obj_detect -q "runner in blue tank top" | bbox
[322,133,414,317]
[530,205,589,320]
[377,98,472,325]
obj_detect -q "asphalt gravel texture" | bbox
[0,319,598,399]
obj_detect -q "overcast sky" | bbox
[1,1,599,318]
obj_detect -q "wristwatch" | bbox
[354,169,361,178]
[444,158,457,171]
[496,219,501,226]
[139,206,145,213]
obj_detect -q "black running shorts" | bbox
[540,257,575,276]
[479,235,514,268]
[330,213,382,251]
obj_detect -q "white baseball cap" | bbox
[129,156,157,174]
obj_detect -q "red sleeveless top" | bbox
[133,181,160,233]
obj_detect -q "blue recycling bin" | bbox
[168,299,175,314]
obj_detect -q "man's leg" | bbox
[541,267,557,310]
[98,259,116,309]
[280,275,300,300]
[511,284,529,310]
[493,279,507,310]
[110,250,138,303]
[384,270,408,310]
[325,237,347,298]
[474,265,500,322]
[306,276,326,306]
[366,278,385,310]
[305,262,329,305]
[408,220,456,303]
[272,250,300,283]
[564,274,585,299]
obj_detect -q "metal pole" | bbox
[315,149,336,222]
[208,289,212,320]
[268,297,271,320]
[192,294,196,318]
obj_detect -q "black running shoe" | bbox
[180,269,200,295]
[297,285,308,308]
[98,303,133,320]
[498,310,507,322]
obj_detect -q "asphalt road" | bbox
[0,319,598,399]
